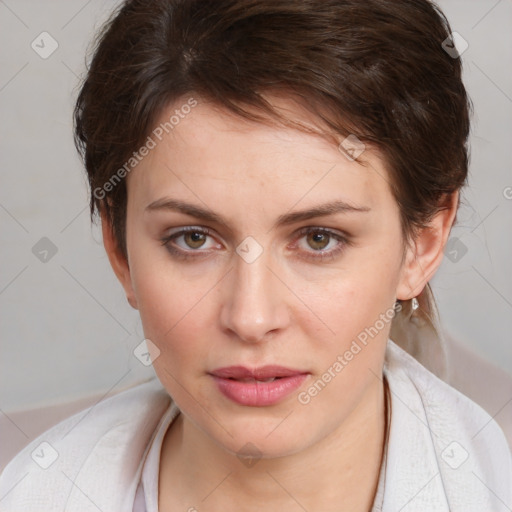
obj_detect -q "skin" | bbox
[102,95,457,511]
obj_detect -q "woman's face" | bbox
[121,96,410,458]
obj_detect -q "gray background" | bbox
[0,0,511,412]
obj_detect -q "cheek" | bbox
[291,268,395,427]
[295,252,400,348]
[129,254,218,370]
[134,270,202,341]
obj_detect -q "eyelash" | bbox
[159,226,349,262]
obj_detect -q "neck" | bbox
[159,378,388,512]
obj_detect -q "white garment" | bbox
[1,340,511,511]
[131,403,387,512]
[132,402,178,512]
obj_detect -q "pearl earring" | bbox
[411,297,419,311]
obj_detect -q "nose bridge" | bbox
[220,249,288,343]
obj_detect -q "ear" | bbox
[100,208,138,310]
[396,192,458,300]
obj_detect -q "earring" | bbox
[411,297,419,311]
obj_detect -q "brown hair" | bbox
[74,0,471,349]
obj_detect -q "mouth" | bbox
[209,365,309,406]
[232,377,280,382]
[210,365,307,380]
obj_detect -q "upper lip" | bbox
[209,365,308,380]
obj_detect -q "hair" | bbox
[74,0,471,360]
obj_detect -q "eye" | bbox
[160,226,221,259]
[292,227,349,261]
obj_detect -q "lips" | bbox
[209,365,309,406]
[210,365,305,380]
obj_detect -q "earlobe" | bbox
[397,192,459,300]
[100,208,139,310]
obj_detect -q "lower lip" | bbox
[211,374,308,406]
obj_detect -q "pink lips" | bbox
[209,365,309,406]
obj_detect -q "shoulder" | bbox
[383,340,512,511]
[0,378,173,511]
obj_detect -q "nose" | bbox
[219,250,290,344]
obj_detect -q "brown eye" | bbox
[292,227,349,262]
[306,231,331,250]
[184,231,207,249]
[160,226,220,259]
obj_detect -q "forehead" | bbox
[127,96,395,215]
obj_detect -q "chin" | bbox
[205,414,316,461]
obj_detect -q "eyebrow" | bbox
[145,197,371,229]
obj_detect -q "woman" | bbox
[1,0,511,510]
